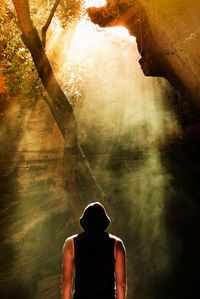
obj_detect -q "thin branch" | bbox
[77,143,105,199]
[42,0,61,47]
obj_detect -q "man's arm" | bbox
[115,239,127,299]
[61,237,74,299]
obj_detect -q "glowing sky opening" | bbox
[106,26,136,42]
[84,0,106,9]
[47,4,136,57]
[64,20,136,63]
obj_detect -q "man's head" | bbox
[80,202,110,232]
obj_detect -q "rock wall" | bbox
[0,94,69,299]
[87,0,200,108]
[140,0,200,107]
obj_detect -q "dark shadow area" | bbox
[159,91,200,299]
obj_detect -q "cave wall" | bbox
[0,94,70,299]
[87,0,200,107]
[140,0,200,107]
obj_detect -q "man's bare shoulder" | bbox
[66,234,78,242]
[62,234,78,252]
[109,233,123,243]
[109,233,126,254]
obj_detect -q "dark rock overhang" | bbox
[87,0,200,109]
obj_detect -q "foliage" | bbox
[0,0,85,100]
[57,61,84,107]
[0,1,42,98]
[53,0,84,28]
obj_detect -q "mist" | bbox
[47,19,181,299]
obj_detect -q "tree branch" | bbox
[42,0,61,48]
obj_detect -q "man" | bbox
[61,202,127,299]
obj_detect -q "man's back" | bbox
[73,232,116,299]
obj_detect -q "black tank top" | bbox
[73,232,116,299]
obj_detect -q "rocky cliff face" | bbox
[87,0,200,108]
[140,0,200,107]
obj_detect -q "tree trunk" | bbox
[12,0,105,214]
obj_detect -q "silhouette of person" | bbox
[61,202,127,299]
